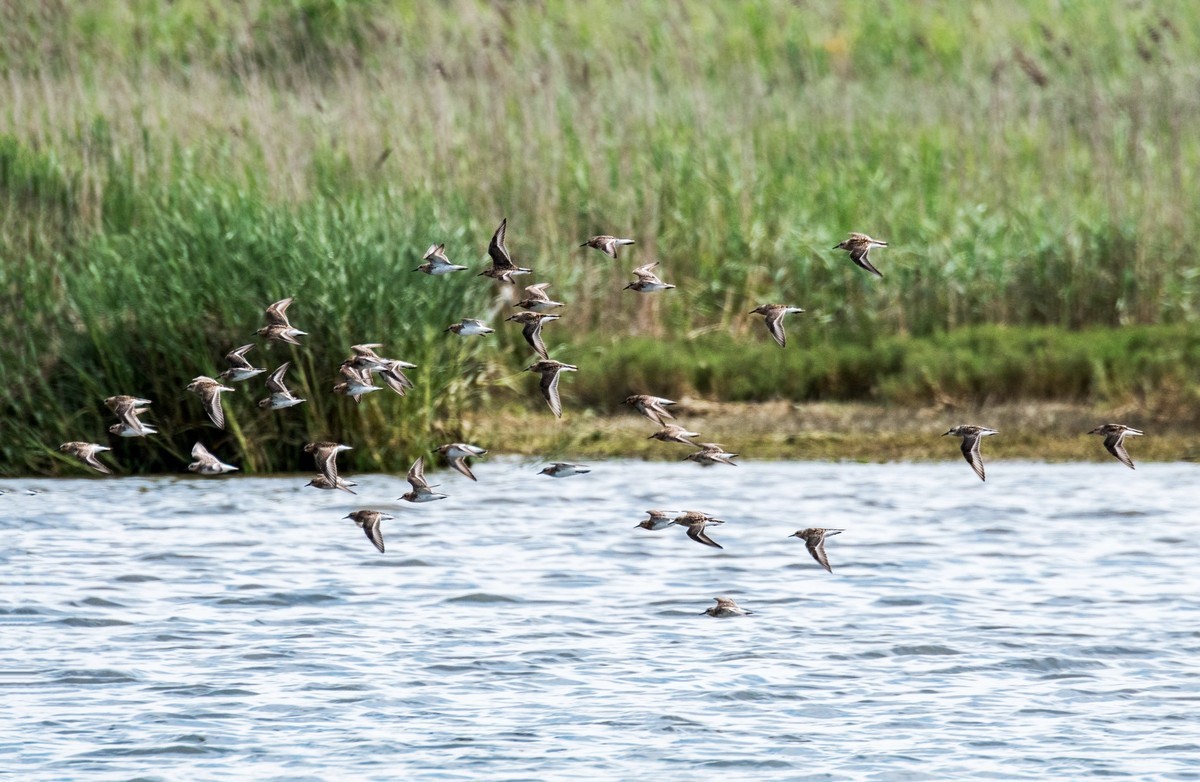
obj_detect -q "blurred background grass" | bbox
[2,0,1199,474]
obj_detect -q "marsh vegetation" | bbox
[2,1,1198,474]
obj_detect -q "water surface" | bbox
[2,460,1198,780]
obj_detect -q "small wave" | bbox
[441,593,520,604]
[57,617,133,628]
[364,558,433,568]
[74,597,126,608]
[890,645,962,656]
[0,606,44,616]
[54,669,139,684]
[695,759,796,770]
[214,592,340,606]
[77,743,224,758]
[1002,656,1108,672]
[874,597,925,607]
[1079,645,1156,657]
[149,685,256,697]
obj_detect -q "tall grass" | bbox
[0,178,504,475]
[2,1,1199,474]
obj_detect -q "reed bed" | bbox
[2,1,1199,474]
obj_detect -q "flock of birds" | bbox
[54,219,1146,618]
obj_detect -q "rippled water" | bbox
[2,460,1199,780]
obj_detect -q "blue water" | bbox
[2,460,1198,780]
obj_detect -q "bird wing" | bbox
[850,247,884,277]
[424,244,448,263]
[340,363,375,388]
[351,343,384,358]
[314,446,343,482]
[115,402,147,430]
[806,535,833,573]
[523,319,550,360]
[668,426,698,446]
[687,525,723,549]
[448,455,477,482]
[265,362,291,394]
[647,399,675,421]
[108,396,141,421]
[201,385,226,429]
[407,456,431,490]
[960,434,987,481]
[264,297,294,327]
[524,282,552,298]
[1104,433,1136,469]
[191,442,215,463]
[379,365,412,395]
[225,344,257,368]
[631,262,661,280]
[362,516,385,553]
[81,448,113,474]
[539,367,564,418]
[763,309,788,348]
[488,218,513,269]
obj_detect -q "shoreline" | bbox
[12,401,1199,480]
[459,400,1200,465]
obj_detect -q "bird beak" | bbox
[941,431,952,436]
[411,267,420,272]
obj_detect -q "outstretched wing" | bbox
[850,247,883,277]
[448,455,477,482]
[763,309,788,348]
[264,297,294,327]
[362,516,385,553]
[81,447,113,474]
[687,525,723,549]
[960,434,987,481]
[407,456,431,490]
[524,319,550,360]
[265,362,292,394]
[540,367,564,418]
[805,535,833,573]
[488,218,513,269]
[201,385,226,429]
[313,446,343,482]
[225,344,257,367]
[1105,433,1136,469]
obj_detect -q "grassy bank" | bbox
[2,1,1199,474]
[464,401,1200,465]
